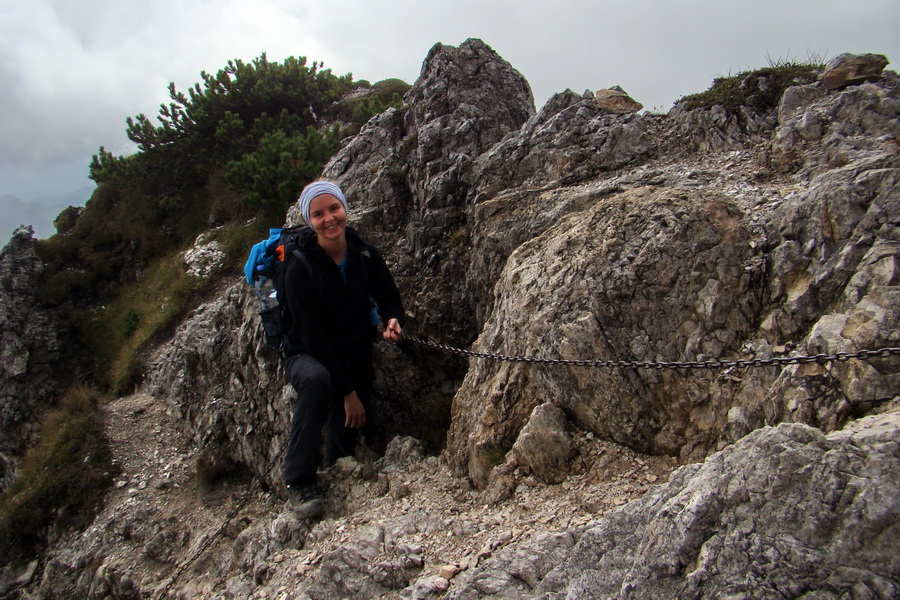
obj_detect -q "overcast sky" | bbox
[2,0,898,203]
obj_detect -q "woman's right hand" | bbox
[383,318,403,342]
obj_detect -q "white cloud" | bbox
[1,0,898,200]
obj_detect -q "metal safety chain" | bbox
[401,333,900,370]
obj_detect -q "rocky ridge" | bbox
[1,42,898,598]
[0,226,67,490]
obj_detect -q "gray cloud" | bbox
[2,0,898,205]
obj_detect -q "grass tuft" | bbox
[0,386,115,564]
[678,57,824,115]
[79,251,209,395]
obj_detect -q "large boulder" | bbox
[447,186,764,486]
[594,86,644,114]
[821,52,890,90]
[448,410,900,599]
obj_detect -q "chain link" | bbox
[401,334,900,370]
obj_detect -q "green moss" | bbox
[122,309,141,339]
[449,228,468,248]
[482,445,509,470]
[210,219,271,271]
[371,78,411,102]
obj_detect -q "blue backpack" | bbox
[244,227,314,351]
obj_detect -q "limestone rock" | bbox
[776,83,824,125]
[772,74,900,174]
[509,403,573,484]
[821,52,889,90]
[0,226,67,488]
[447,530,578,599]
[594,87,643,113]
[666,101,776,156]
[448,187,764,485]
[146,282,294,491]
[535,412,900,598]
[378,435,425,471]
[181,232,226,278]
[752,156,900,431]
[318,37,534,264]
[469,90,652,201]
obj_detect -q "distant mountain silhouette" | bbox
[1,186,94,241]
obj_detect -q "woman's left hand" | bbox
[343,391,366,428]
[383,318,403,342]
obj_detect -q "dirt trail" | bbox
[77,390,677,597]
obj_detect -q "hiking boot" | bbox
[287,485,325,519]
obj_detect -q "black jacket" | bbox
[282,226,405,396]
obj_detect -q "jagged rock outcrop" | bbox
[0,226,66,488]
[148,38,538,475]
[146,282,293,490]
[466,89,652,207]
[448,410,900,599]
[318,37,536,344]
[772,77,900,174]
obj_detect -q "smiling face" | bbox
[307,193,347,244]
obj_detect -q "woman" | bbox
[281,180,405,518]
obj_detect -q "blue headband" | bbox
[298,181,348,226]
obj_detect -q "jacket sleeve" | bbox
[366,243,406,327]
[282,258,357,397]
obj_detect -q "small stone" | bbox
[439,564,460,579]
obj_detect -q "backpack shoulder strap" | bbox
[273,234,321,303]
[289,246,319,286]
